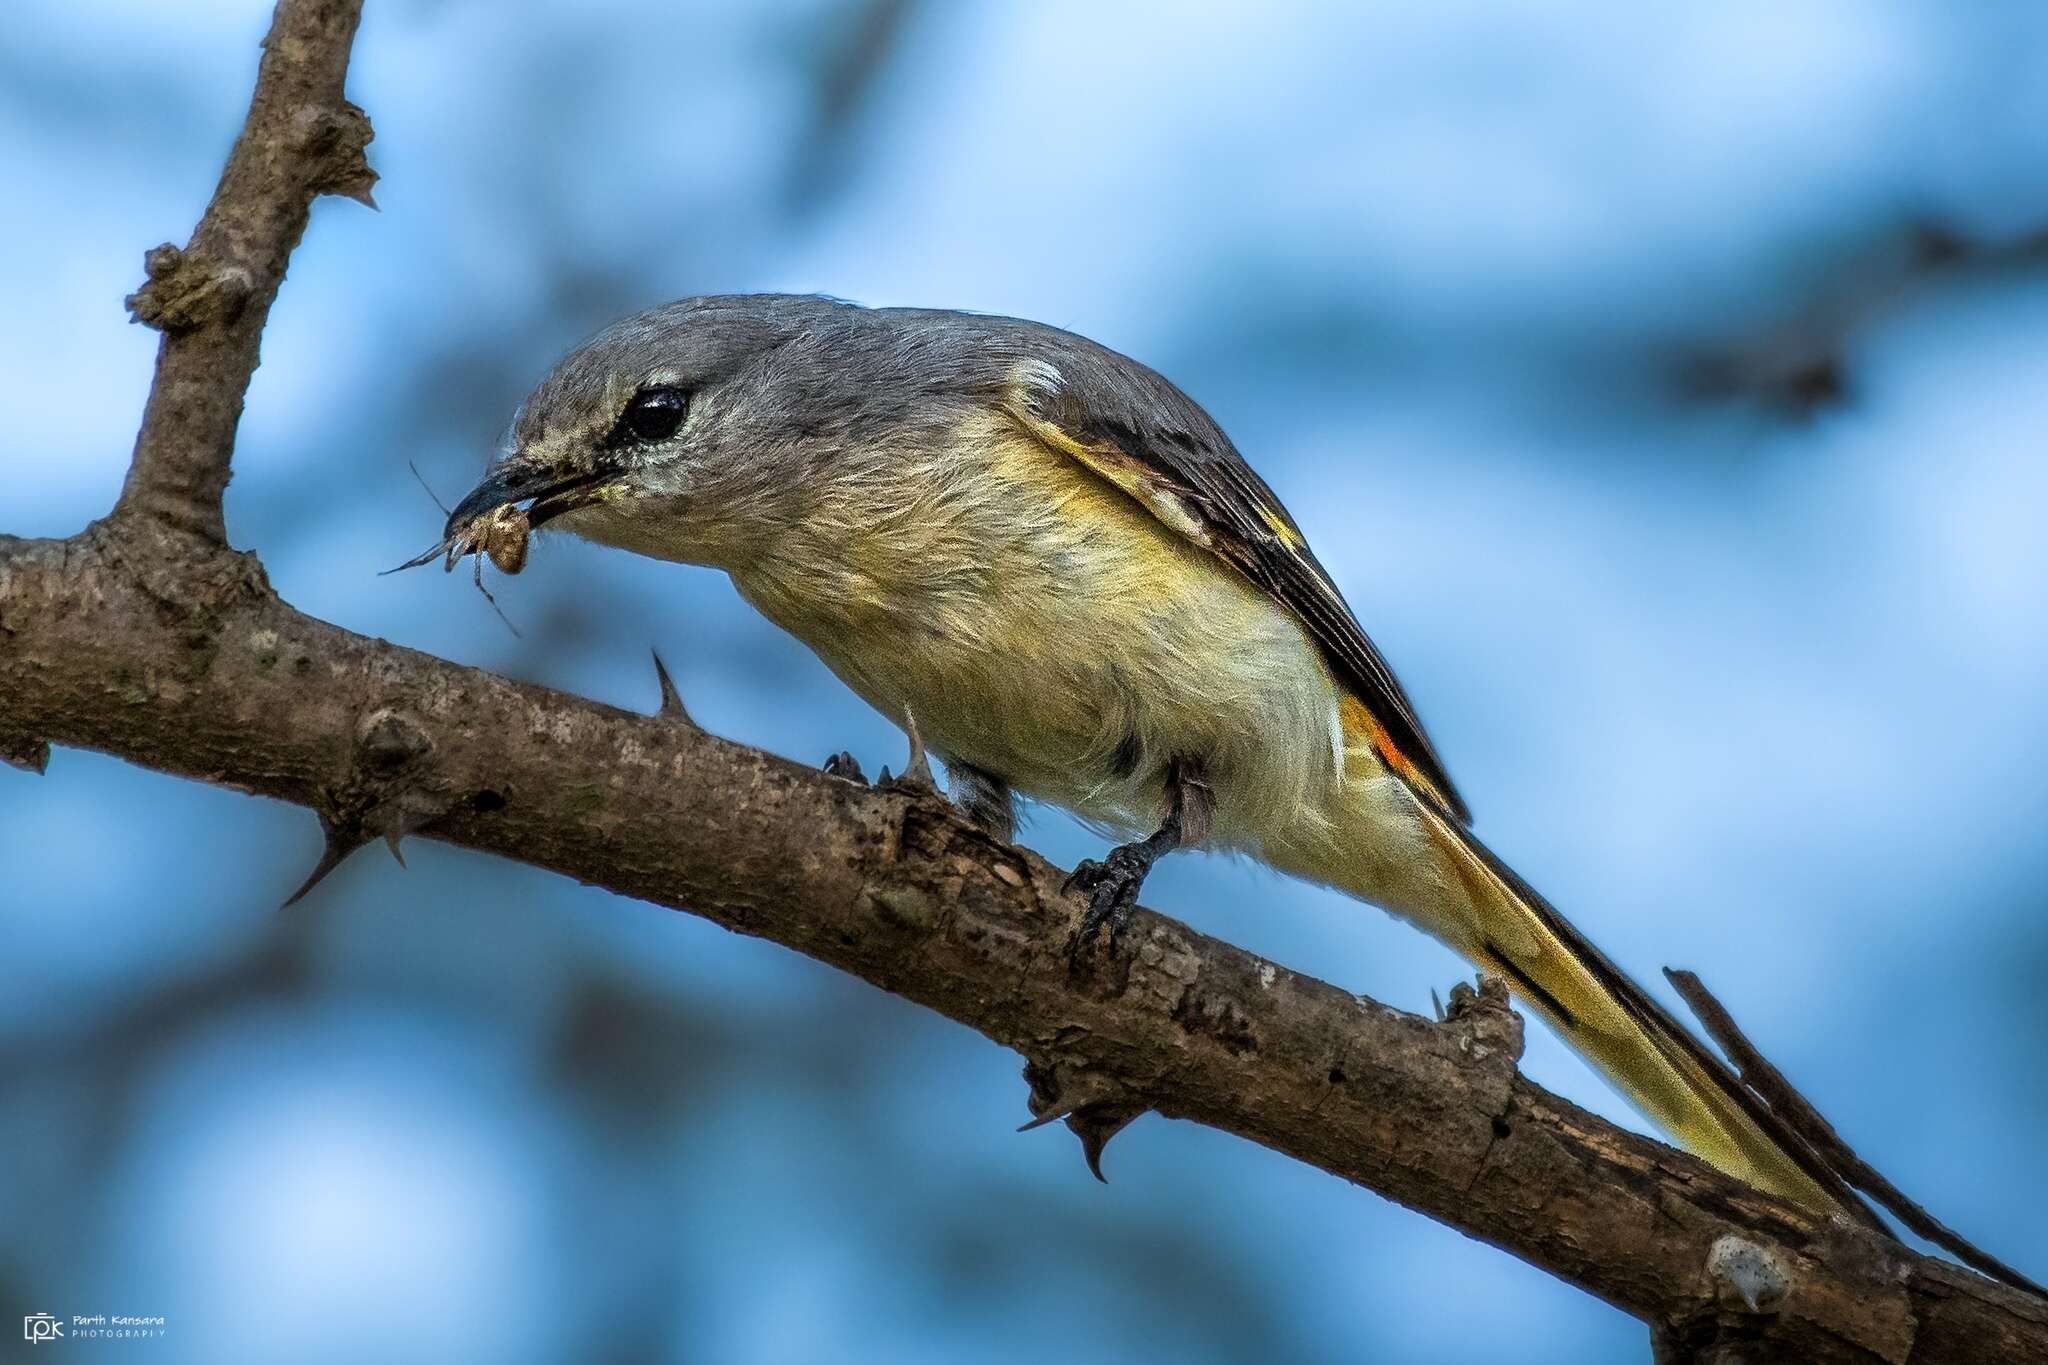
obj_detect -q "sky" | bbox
[4,2,2047,1362]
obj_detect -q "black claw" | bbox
[822,751,867,783]
[1062,770,1201,961]
[1064,846,1153,958]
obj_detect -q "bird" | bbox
[437,292,1845,1212]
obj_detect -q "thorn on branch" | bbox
[1,734,52,775]
[281,811,372,907]
[124,244,255,334]
[649,649,700,730]
[1070,1107,1142,1183]
[1020,1061,1148,1183]
[281,707,466,907]
[379,792,456,868]
[283,791,463,906]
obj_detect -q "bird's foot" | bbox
[1064,841,1159,958]
[822,751,867,783]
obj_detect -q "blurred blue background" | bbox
[5,2,2047,1361]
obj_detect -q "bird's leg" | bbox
[878,706,936,791]
[1067,759,1212,955]
[947,760,1016,843]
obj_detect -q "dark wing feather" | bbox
[1005,339,1471,824]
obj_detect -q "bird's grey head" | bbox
[444,293,931,569]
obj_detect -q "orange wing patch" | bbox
[1338,694,1451,806]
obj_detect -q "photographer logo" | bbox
[22,1311,168,1343]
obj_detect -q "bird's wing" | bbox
[1004,350,1470,823]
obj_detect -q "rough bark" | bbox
[3,3,2042,1361]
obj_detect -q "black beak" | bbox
[386,459,613,576]
[443,462,610,539]
[442,464,532,538]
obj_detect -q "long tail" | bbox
[1292,775,1854,1213]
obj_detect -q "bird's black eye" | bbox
[616,386,688,444]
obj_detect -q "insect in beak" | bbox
[386,462,592,639]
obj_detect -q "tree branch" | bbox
[1664,219,2048,417]
[4,3,2043,1361]
[117,0,374,543]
